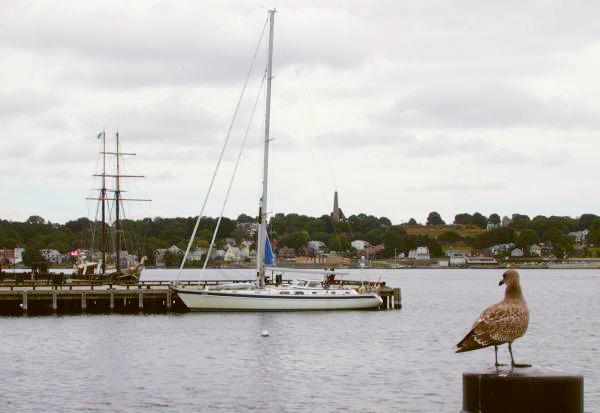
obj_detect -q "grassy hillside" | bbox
[401,224,486,239]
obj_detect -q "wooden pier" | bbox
[0,277,401,315]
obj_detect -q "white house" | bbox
[14,248,24,264]
[40,249,63,264]
[308,240,326,252]
[153,245,183,266]
[187,247,208,262]
[0,248,25,265]
[351,240,370,251]
[409,246,430,260]
[486,223,500,231]
[416,246,430,260]
[490,243,515,256]
[529,244,543,257]
[224,247,242,262]
[568,229,589,244]
[449,254,467,266]
[511,248,524,257]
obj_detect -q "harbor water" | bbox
[0,268,598,412]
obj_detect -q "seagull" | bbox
[456,269,530,367]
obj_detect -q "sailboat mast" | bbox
[115,132,121,276]
[101,131,106,274]
[257,9,275,288]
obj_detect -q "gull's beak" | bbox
[499,279,505,286]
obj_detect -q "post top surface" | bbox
[464,366,583,380]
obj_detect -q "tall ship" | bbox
[73,131,150,280]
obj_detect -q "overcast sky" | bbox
[1,0,599,226]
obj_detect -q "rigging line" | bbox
[277,21,330,212]
[278,21,348,243]
[279,21,338,192]
[176,16,270,282]
[199,73,267,282]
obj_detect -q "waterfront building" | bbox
[351,240,370,251]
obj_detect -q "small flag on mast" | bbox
[97,131,104,140]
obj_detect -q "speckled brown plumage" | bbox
[456,269,530,367]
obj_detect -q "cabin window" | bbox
[279,291,289,295]
[294,291,304,295]
[312,292,318,294]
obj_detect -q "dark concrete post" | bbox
[22,291,28,313]
[462,367,583,413]
[393,288,401,309]
[138,291,143,311]
[52,292,58,312]
[81,292,86,312]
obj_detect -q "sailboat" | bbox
[173,10,382,311]
[74,131,150,280]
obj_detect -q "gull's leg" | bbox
[509,342,531,368]
[494,345,506,367]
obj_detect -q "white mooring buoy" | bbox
[261,330,269,337]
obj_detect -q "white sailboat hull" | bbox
[174,288,382,311]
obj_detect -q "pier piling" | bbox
[393,288,401,309]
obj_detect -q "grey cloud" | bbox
[0,166,26,178]
[0,90,61,119]
[403,135,487,158]
[319,129,415,148]
[406,182,508,193]
[380,82,600,129]
[83,98,222,146]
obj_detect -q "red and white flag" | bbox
[67,249,81,257]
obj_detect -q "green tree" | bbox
[407,218,417,225]
[454,213,472,225]
[365,228,385,245]
[472,212,488,229]
[328,234,350,252]
[280,231,309,250]
[26,215,46,225]
[163,250,182,267]
[236,213,255,223]
[426,211,445,226]
[383,226,408,257]
[553,236,575,259]
[589,229,600,245]
[577,214,600,230]
[516,229,539,253]
[488,213,501,225]
[22,248,45,267]
[511,214,531,229]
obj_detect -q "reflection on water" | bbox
[0,269,598,412]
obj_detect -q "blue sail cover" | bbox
[264,233,274,266]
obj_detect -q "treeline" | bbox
[1,211,600,263]
[424,211,600,258]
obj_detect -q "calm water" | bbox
[1,268,598,412]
